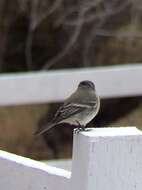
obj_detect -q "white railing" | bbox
[0,127,142,190]
[0,64,142,189]
[0,64,141,105]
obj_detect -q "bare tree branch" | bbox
[31,0,64,30]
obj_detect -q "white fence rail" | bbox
[0,64,141,105]
[1,127,142,190]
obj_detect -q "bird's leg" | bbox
[74,121,85,134]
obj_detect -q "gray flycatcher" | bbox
[35,80,100,135]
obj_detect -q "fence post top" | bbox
[74,127,142,138]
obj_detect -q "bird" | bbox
[35,80,100,135]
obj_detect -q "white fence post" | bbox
[71,127,142,190]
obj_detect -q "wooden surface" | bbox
[1,127,142,189]
[0,150,70,190]
[71,127,142,190]
[0,64,141,105]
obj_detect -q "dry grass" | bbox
[0,104,50,160]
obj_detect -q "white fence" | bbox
[1,127,142,190]
[0,64,141,105]
[0,64,142,189]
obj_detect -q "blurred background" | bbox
[0,0,142,160]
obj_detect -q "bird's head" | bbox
[78,80,95,90]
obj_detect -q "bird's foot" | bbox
[74,121,85,134]
[74,127,93,134]
[74,127,84,134]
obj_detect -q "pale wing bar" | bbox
[53,103,93,123]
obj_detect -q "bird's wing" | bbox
[34,103,88,135]
[52,101,96,123]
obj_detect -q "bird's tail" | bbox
[34,122,55,136]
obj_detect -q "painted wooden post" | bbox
[1,127,142,190]
[71,127,142,190]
